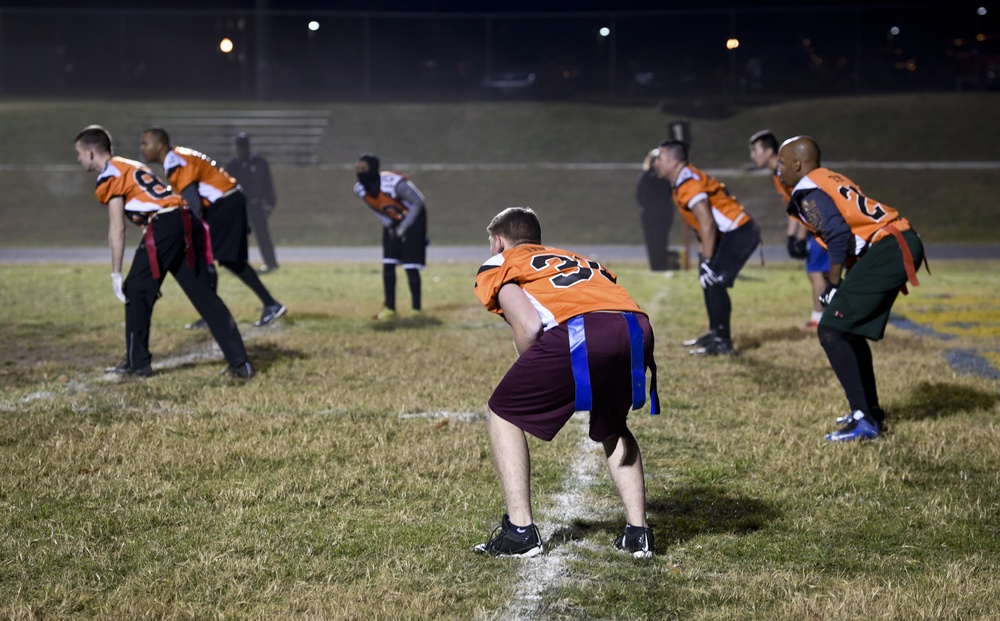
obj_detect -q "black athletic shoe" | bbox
[613,524,654,558]
[185,318,208,330]
[689,336,736,356]
[255,303,287,327]
[105,359,153,377]
[682,331,715,348]
[225,361,255,379]
[473,514,543,558]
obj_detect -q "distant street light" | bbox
[599,27,610,37]
[308,21,320,32]
[890,26,900,36]
[726,38,740,50]
[977,7,987,16]
[220,38,234,54]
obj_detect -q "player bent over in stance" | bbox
[777,136,925,442]
[74,125,254,379]
[139,128,286,329]
[472,207,660,558]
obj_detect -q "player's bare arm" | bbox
[497,282,542,355]
[107,197,126,274]
[690,199,717,258]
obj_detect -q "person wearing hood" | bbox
[353,153,428,320]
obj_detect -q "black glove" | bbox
[818,281,838,307]
[787,235,808,260]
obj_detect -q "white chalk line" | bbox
[506,412,610,620]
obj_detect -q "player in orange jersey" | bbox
[139,128,286,329]
[472,207,658,558]
[777,136,925,442]
[74,125,253,379]
[354,153,428,320]
[749,129,830,330]
[656,140,760,356]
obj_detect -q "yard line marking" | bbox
[508,412,606,620]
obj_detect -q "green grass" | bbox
[1,93,998,247]
[1,259,998,619]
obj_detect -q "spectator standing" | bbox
[226,132,280,274]
[635,147,675,271]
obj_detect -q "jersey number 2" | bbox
[838,185,887,221]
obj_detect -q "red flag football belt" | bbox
[143,209,214,280]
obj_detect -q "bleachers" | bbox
[140,109,330,166]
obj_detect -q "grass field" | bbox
[1,93,998,248]
[1,258,998,620]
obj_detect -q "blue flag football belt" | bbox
[568,312,660,416]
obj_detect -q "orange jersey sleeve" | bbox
[771,172,793,203]
[671,164,751,233]
[164,147,238,207]
[95,156,185,225]
[474,244,643,330]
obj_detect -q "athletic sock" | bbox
[226,261,277,306]
[817,324,869,413]
[406,268,421,311]
[383,264,397,310]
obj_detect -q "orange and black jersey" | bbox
[671,164,752,234]
[788,168,910,265]
[353,171,425,228]
[163,147,239,209]
[474,244,644,331]
[95,156,185,226]
[771,172,792,203]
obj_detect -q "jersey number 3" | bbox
[531,253,615,288]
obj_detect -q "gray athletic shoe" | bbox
[255,303,287,327]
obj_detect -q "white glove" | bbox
[112,272,126,303]
[818,282,838,307]
[698,261,723,289]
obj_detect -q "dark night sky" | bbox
[0,0,969,11]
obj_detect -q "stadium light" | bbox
[308,21,320,31]
[219,38,234,54]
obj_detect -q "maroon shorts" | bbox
[488,312,654,442]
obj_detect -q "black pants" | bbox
[123,210,249,369]
[640,207,673,271]
[247,198,278,269]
